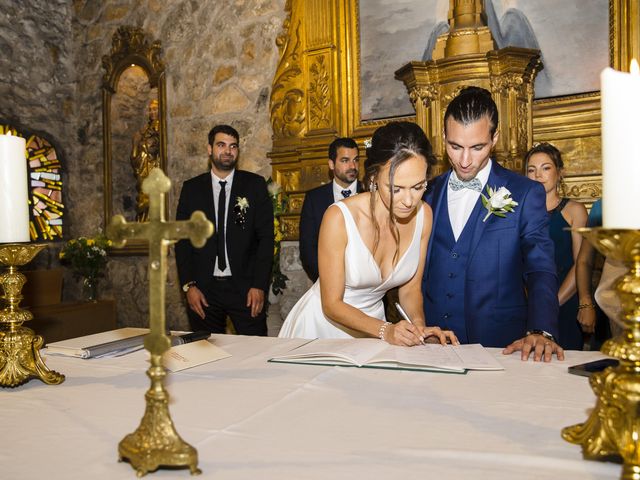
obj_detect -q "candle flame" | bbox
[631,59,639,75]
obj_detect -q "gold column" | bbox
[395,0,540,175]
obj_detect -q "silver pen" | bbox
[394,302,425,345]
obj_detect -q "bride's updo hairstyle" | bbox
[364,121,434,264]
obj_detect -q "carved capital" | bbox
[490,73,524,94]
[408,84,439,108]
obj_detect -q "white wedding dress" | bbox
[278,201,424,339]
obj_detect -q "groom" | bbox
[422,87,563,361]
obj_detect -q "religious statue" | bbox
[130,99,160,221]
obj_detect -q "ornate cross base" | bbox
[118,354,201,477]
[562,228,640,479]
[0,243,64,387]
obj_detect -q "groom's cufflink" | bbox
[526,329,556,343]
[182,281,196,293]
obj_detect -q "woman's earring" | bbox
[557,177,567,196]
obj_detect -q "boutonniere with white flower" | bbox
[481,185,518,222]
[234,196,249,228]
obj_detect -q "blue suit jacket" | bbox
[422,161,559,346]
[299,181,363,281]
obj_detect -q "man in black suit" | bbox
[299,137,361,282]
[175,125,274,335]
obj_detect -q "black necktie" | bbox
[341,189,351,198]
[217,180,227,271]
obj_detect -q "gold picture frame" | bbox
[102,26,169,255]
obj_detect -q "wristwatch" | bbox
[182,281,196,293]
[526,329,556,343]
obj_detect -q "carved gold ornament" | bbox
[0,243,64,387]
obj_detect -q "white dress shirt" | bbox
[211,169,235,276]
[447,159,492,241]
[332,179,358,203]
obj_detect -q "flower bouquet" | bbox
[59,234,111,301]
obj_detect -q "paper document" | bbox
[45,328,149,358]
[162,340,232,372]
[269,338,503,373]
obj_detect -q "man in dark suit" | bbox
[175,125,274,335]
[422,87,564,361]
[299,137,362,281]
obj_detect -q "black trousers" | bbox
[188,277,268,336]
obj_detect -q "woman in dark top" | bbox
[525,143,588,350]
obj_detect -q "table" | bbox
[2,335,621,479]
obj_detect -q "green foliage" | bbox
[59,234,111,279]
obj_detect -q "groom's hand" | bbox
[502,334,565,362]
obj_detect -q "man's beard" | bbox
[211,154,237,171]
[335,169,358,184]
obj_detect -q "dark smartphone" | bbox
[568,358,619,377]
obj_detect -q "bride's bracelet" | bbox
[378,321,391,341]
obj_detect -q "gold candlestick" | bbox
[108,168,212,476]
[0,243,64,387]
[562,228,640,479]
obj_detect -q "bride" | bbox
[279,122,457,346]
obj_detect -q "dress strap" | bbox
[549,197,570,214]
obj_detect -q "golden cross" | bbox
[107,167,213,354]
[107,167,211,475]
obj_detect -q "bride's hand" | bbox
[419,326,459,345]
[385,320,426,346]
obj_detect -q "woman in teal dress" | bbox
[525,143,588,350]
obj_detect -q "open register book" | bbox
[269,338,503,373]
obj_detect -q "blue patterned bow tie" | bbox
[449,176,482,192]
[341,189,352,198]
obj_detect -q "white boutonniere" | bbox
[234,196,249,228]
[481,185,518,222]
[235,196,249,212]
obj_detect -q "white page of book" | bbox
[452,344,503,370]
[371,344,465,370]
[280,338,389,366]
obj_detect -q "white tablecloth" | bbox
[2,335,621,479]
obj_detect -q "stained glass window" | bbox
[0,125,64,241]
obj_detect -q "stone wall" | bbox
[1,0,287,330]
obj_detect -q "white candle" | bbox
[601,60,640,228]
[0,133,30,242]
